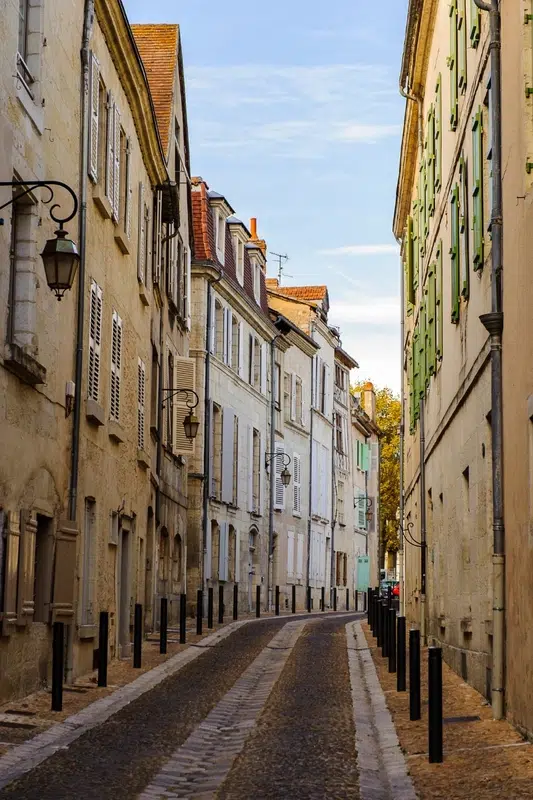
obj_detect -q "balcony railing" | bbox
[335,450,349,472]
[17,53,35,99]
[334,385,348,406]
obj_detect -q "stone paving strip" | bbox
[137,619,307,800]
[347,621,417,800]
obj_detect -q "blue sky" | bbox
[125,0,408,392]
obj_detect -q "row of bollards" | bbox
[367,586,443,764]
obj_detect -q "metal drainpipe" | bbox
[64,0,93,684]
[306,324,315,594]
[330,409,336,604]
[396,233,406,616]
[474,0,505,721]
[399,82,426,638]
[267,329,283,611]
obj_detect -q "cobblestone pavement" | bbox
[218,614,362,800]
[0,619,287,800]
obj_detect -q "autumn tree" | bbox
[353,382,401,565]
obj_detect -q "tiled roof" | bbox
[279,285,328,301]
[131,24,178,155]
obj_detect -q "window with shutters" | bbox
[405,216,415,308]
[295,376,303,424]
[274,442,286,511]
[357,491,367,530]
[449,1,459,131]
[104,94,121,221]
[88,281,103,403]
[110,311,122,422]
[233,416,239,506]
[233,235,244,285]
[166,350,174,447]
[450,184,460,323]
[427,108,436,217]
[137,183,150,286]
[427,266,436,376]
[343,554,348,586]
[231,315,239,371]
[484,76,493,236]
[336,552,342,586]
[335,413,344,453]
[459,156,470,299]
[81,499,96,626]
[150,346,159,431]
[252,429,260,514]
[435,241,444,362]
[283,372,290,418]
[292,453,301,516]
[470,0,481,47]
[472,109,484,269]
[173,357,196,457]
[337,480,345,526]
[458,0,467,92]
[137,358,146,451]
[287,529,295,579]
[273,363,281,410]
[296,533,304,580]
[211,403,222,499]
[435,75,442,191]
[214,300,224,360]
[17,0,44,100]
[251,257,261,304]
[215,209,226,264]
[253,338,261,389]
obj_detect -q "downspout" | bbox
[399,81,426,641]
[475,0,505,721]
[267,329,283,611]
[330,411,336,604]
[396,233,406,616]
[305,325,315,594]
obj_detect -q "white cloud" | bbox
[320,244,400,256]
[330,297,400,326]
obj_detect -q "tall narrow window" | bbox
[458,0,467,92]
[233,416,239,506]
[166,350,174,447]
[472,109,484,269]
[252,429,260,513]
[110,311,122,422]
[435,241,444,363]
[470,0,481,48]
[283,372,290,418]
[88,281,103,402]
[450,185,460,323]
[211,403,222,499]
[293,454,301,516]
[435,75,442,191]
[405,215,415,306]
[449,0,459,131]
[82,500,96,626]
[137,358,146,451]
[427,108,436,216]
[459,156,470,299]
[295,376,303,424]
[231,314,239,371]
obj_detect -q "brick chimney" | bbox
[363,381,376,421]
[249,217,267,259]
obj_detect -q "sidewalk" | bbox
[363,622,533,799]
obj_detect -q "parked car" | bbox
[392,582,400,597]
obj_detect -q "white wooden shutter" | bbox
[173,357,196,456]
[209,296,216,354]
[205,520,212,580]
[371,441,379,474]
[105,92,114,203]
[185,247,191,327]
[311,355,318,408]
[311,440,319,515]
[247,425,254,512]
[319,533,325,583]
[235,528,241,583]
[274,441,285,511]
[321,445,329,519]
[260,342,268,394]
[290,373,297,420]
[137,182,145,283]
[88,280,102,402]
[112,103,120,222]
[153,190,162,285]
[323,363,330,417]
[208,400,215,496]
[219,522,229,582]
[124,139,132,238]
[238,321,245,378]
[110,311,122,422]
[259,432,265,515]
[358,490,366,529]
[249,335,255,385]
[296,533,304,579]
[287,529,295,578]
[137,358,146,451]
[89,52,100,182]
[221,408,235,503]
[293,453,301,516]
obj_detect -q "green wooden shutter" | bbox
[470,0,481,48]
[449,0,458,131]
[427,266,436,375]
[472,109,484,269]
[419,304,426,396]
[459,155,470,299]
[436,241,443,362]
[413,201,420,290]
[413,329,420,422]
[435,76,442,191]
[427,107,436,216]
[418,164,426,255]
[458,0,467,92]
[406,216,415,306]
[408,345,415,431]
[450,184,460,323]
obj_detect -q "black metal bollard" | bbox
[387,585,393,608]
[160,597,168,654]
[51,621,64,711]
[179,593,186,644]
[218,584,224,624]
[376,595,382,646]
[133,603,143,668]
[409,629,421,720]
[208,587,214,628]
[321,586,325,611]
[196,589,203,635]
[233,584,238,620]
[307,585,311,613]
[333,587,337,612]
[428,647,443,763]
[347,588,350,612]
[397,616,406,691]
[381,600,389,658]
[256,585,261,618]
[292,584,296,614]
[275,585,280,616]
[388,608,397,673]
[98,611,109,688]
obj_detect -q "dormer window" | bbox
[233,235,244,285]
[215,209,226,264]
[251,257,261,303]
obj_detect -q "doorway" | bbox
[117,520,131,658]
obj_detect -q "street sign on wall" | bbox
[356,556,370,591]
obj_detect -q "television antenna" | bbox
[269,251,291,284]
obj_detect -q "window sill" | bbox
[78,624,97,640]
[93,187,113,220]
[86,398,105,426]
[109,420,125,443]
[138,281,150,306]
[137,448,151,470]
[3,343,46,385]
[114,227,131,255]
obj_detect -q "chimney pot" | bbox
[250,217,257,239]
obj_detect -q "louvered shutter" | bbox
[259,432,265,515]
[290,373,296,421]
[248,334,254,384]
[234,528,241,583]
[89,52,100,182]
[112,103,120,222]
[17,511,37,625]
[238,321,245,378]
[311,356,317,408]
[221,408,235,503]
[371,442,379,474]
[88,280,102,402]
[292,453,301,515]
[137,358,146,451]
[296,533,304,579]
[287,529,295,578]
[311,439,319,515]
[247,425,254,512]
[137,182,145,283]
[124,139,132,238]
[105,91,114,203]
[1,511,20,635]
[274,441,285,511]
[153,190,162,285]
[185,246,191,326]
[219,522,229,582]
[209,296,216,354]
[260,342,267,394]
[110,311,122,422]
[173,357,196,456]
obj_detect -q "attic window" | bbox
[233,235,244,285]
[215,209,226,264]
[251,256,261,303]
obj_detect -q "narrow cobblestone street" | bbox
[0,613,414,799]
